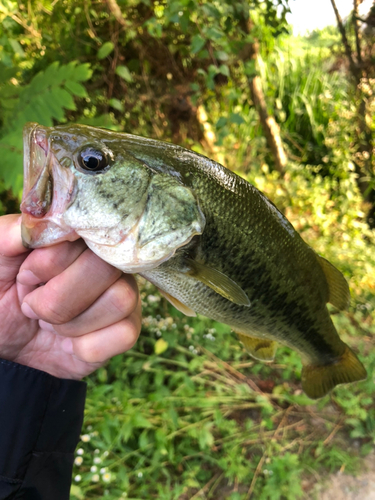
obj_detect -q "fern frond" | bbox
[0,61,92,194]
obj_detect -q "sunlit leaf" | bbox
[109,98,124,112]
[154,338,169,355]
[97,42,114,60]
[115,65,133,82]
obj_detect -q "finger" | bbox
[61,300,142,363]
[17,282,38,305]
[39,274,139,337]
[0,215,30,285]
[22,248,122,324]
[17,239,87,286]
[0,215,27,257]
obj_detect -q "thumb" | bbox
[0,214,30,284]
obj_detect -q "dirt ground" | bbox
[316,453,375,500]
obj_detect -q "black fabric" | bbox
[0,359,86,499]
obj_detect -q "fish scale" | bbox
[20,122,367,399]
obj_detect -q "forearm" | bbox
[0,359,86,500]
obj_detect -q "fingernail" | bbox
[39,320,56,333]
[21,302,39,320]
[17,270,41,286]
[61,338,74,355]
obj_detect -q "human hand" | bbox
[0,214,141,379]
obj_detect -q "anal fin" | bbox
[158,288,196,317]
[301,345,367,399]
[235,331,277,362]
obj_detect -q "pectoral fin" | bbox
[158,288,196,317]
[317,255,350,310]
[184,258,250,307]
[236,332,277,361]
[301,345,366,399]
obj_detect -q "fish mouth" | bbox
[20,123,79,248]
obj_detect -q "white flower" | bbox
[103,451,109,457]
[137,471,143,478]
[148,294,160,303]
[92,474,100,482]
[94,457,101,464]
[74,456,83,466]
[90,465,98,473]
[203,333,216,341]
[81,434,90,442]
[103,472,111,482]
[76,448,84,456]
[94,449,100,454]
[74,475,81,482]
[100,467,107,474]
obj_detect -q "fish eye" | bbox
[77,146,110,173]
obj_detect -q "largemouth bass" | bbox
[20,122,366,399]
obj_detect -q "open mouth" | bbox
[20,123,79,248]
[21,123,52,219]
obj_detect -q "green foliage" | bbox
[97,42,114,60]
[1,1,375,498]
[0,60,92,195]
[260,48,347,166]
[68,274,375,499]
[257,453,304,500]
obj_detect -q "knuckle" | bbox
[39,301,70,324]
[81,346,104,364]
[41,250,64,275]
[23,240,86,279]
[38,287,72,324]
[34,248,65,278]
[75,342,102,364]
[108,278,139,316]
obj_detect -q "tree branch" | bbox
[106,0,128,27]
[353,0,362,65]
[329,0,360,82]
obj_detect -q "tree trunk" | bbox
[238,17,287,175]
[249,75,287,174]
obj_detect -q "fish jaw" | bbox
[20,123,80,248]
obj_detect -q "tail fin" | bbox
[301,346,367,399]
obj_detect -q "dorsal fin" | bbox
[317,255,350,310]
